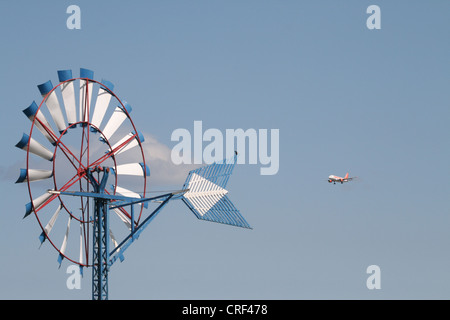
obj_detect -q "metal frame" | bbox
[54,169,187,300]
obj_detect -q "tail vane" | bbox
[180,154,251,229]
[344,173,349,180]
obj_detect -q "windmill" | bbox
[15,68,251,300]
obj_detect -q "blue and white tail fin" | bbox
[180,154,251,229]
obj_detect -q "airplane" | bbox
[327,173,356,184]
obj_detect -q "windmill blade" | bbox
[37,80,67,134]
[58,70,77,127]
[16,168,53,183]
[112,208,131,230]
[24,192,52,218]
[57,216,72,266]
[114,185,141,199]
[109,131,144,156]
[23,101,57,145]
[15,133,53,161]
[111,162,150,177]
[39,204,62,244]
[100,103,132,142]
[79,68,94,124]
[79,220,84,268]
[91,80,114,132]
[113,184,148,209]
[110,228,125,263]
[109,229,120,252]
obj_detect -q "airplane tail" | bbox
[344,173,349,179]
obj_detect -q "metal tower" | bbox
[87,167,110,300]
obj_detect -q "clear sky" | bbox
[0,1,449,299]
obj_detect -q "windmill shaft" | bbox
[87,168,110,300]
[92,197,109,300]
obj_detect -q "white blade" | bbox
[113,208,131,230]
[79,221,84,265]
[33,192,52,208]
[44,204,62,236]
[23,101,57,145]
[16,133,53,161]
[115,185,141,199]
[101,104,132,142]
[16,169,53,183]
[109,131,144,156]
[58,70,77,126]
[39,204,62,244]
[60,216,72,256]
[112,162,149,177]
[38,80,67,133]
[79,79,93,123]
[91,80,114,131]
[114,184,148,209]
[109,229,120,252]
[79,69,94,124]
[24,192,52,218]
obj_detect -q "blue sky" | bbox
[0,1,449,299]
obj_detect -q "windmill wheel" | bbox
[16,68,150,267]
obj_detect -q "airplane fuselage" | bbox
[328,175,348,184]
